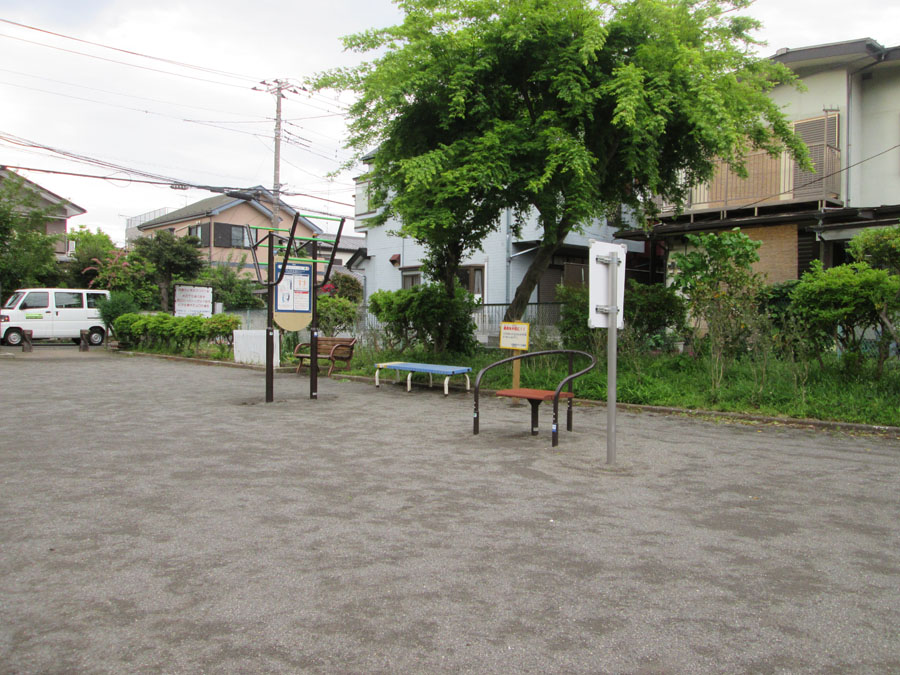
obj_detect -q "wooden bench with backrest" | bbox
[294,336,357,377]
[473,349,597,447]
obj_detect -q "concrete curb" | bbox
[111,350,900,439]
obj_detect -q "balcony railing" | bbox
[656,144,842,215]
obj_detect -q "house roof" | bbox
[770,38,899,73]
[137,187,323,234]
[0,166,86,218]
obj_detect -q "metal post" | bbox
[310,238,318,400]
[265,80,284,404]
[607,251,618,464]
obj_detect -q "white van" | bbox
[1,288,110,346]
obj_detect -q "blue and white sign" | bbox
[275,263,312,313]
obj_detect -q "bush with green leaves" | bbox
[368,282,478,354]
[329,272,364,304]
[317,295,358,337]
[112,312,242,351]
[96,292,140,339]
[790,260,899,376]
[194,261,264,310]
[112,313,142,348]
[556,281,687,352]
[205,313,241,344]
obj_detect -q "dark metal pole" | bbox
[266,232,275,403]
[310,238,318,400]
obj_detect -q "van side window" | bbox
[55,291,84,309]
[3,292,24,309]
[21,292,49,309]
[86,293,105,308]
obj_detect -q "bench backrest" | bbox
[314,336,356,355]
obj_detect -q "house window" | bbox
[457,266,484,299]
[402,271,422,289]
[355,179,374,217]
[188,223,210,247]
[213,222,252,249]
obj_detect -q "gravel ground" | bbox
[1,348,899,673]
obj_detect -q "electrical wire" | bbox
[0,18,262,83]
[0,31,251,90]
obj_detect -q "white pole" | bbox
[607,251,618,464]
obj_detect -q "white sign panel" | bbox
[588,241,626,329]
[174,284,213,318]
[275,263,312,313]
[499,322,530,350]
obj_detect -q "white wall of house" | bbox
[770,57,900,208]
[353,207,632,305]
[858,63,900,207]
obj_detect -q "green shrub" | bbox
[172,315,206,349]
[206,313,241,344]
[317,295,358,336]
[96,292,140,339]
[112,312,142,347]
[368,282,478,354]
[556,284,594,351]
[624,280,686,340]
[330,272,364,304]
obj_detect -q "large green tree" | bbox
[316,0,808,320]
[0,173,59,297]
[64,225,116,288]
[131,231,205,312]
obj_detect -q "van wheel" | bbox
[88,328,105,346]
[4,329,23,346]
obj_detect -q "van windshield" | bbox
[3,292,24,309]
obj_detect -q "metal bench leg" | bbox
[529,399,541,436]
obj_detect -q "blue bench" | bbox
[375,362,472,396]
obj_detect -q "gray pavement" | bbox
[1,348,899,673]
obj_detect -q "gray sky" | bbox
[1,0,898,243]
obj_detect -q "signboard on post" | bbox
[588,240,626,465]
[588,242,626,329]
[499,322,530,351]
[274,262,313,332]
[174,284,213,318]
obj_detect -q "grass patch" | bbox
[347,346,900,427]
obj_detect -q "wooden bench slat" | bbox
[496,388,575,401]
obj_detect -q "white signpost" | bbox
[174,284,213,318]
[589,241,626,464]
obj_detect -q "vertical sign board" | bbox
[274,262,313,332]
[588,242,626,329]
[174,284,213,318]
[589,240,626,464]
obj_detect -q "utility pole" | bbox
[258,79,292,403]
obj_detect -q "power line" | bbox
[0,66,271,120]
[0,17,262,83]
[0,31,251,90]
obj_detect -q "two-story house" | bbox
[617,38,900,283]
[1,166,86,261]
[135,188,323,276]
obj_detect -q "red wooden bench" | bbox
[473,350,596,447]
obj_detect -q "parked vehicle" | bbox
[1,288,110,346]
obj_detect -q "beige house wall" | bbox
[740,224,798,284]
[140,202,318,277]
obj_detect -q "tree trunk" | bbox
[503,214,573,322]
[503,240,560,322]
[160,280,170,313]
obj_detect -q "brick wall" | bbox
[742,224,798,283]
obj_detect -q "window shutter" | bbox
[793,115,839,200]
[199,223,210,248]
[213,222,231,248]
